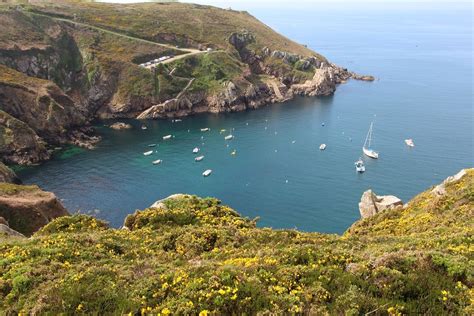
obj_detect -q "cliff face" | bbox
[0,169,471,314]
[0,182,69,236]
[0,162,20,184]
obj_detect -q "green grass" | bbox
[0,171,472,314]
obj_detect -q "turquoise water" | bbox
[18,2,473,233]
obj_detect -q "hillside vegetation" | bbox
[0,170,472,314]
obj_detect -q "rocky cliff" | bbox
[0,169,471,314]
[0,182,69,236]
[0,1,372,165]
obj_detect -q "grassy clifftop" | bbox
[0,170,472,314]
[22,1,317,57]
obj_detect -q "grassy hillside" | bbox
[21,1,317,57]
[0,170,472,314]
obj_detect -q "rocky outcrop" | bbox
[0,162,20,184]
[109,122,133,130]
[431,169,469,196]
[149,194,190,209]
[0,110,50,165]
[359,189,403,218]
[0,216,25,238]
[0,183,69,236]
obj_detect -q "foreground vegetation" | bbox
[0,170,472,314]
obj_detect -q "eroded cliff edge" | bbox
[0,2,373,167]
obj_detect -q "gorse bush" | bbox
[0,171,472,314]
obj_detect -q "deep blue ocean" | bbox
[18,1,473,233]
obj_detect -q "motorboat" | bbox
[143,150,153,156]
[202,169,212,177]
[193,147,200,154]
[355,158,365,173]
[225,135,234,140]
[162,135,172,140]
[152,159,162,165]
[405,139,415,147]
[195,155,204,162]
[319,144,327,150]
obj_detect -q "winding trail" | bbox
[28,11,207,61]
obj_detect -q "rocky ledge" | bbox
[0,183,69,236]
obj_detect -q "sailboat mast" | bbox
[368,122,373,148]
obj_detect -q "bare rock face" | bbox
[359,189,403,218]
[150,194,191,210]
[0,223,25,238]
[0,183,69,236]
[432,169,469,196]
[109,122,133,130]
[0,162,20,184]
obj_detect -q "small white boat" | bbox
[225,135,234,140]
[193,147,200,154]
[319,144,327,150]
[148,144,157,147]
[363,122,379,159]
[141,126,147,130]
[405,139,415,147]
[143,150,153,156]
[163,135,172,140]
[152,159,162,165]
[220,129,226,134]
[355,158,365,173]
[231,150,237,156]
[174,119,182,122]
[195,155,204,162]
[201,128,210,132]
[202,169,212,177]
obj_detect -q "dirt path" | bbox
[268,79,284,99]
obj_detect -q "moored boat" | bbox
[319,144,327,150]
[195,155,204,162]
[193,147,200,154]
[405,139,415,147]
[363,122,379,159]
[202,169,212,177]
[141,126,147,130]
[225,135,234,140]
[163,135,172,140]
[143,150,153,156]
[355,158,365,173]
[152,159,162,165]
[201,128,210,132]
[231,150,237,156]
[148,144,157,147]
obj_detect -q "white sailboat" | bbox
[363,122,379,159]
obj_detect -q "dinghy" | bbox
[355,158,365,173]
[363,122,379,159]
[152,159,162,165]
[231,150,237,156]
[225,135,234,140]
[141,126,147,130]
[193,147,200,154]
[220,129,226,134]
[148,144,157,147]
[195,155,204,162]
[319,144,327,150]
[143,150,153,156]
[405,139,415,147]
[162,135,172,140]
[200,128,210,132]
[202,169,212,177]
